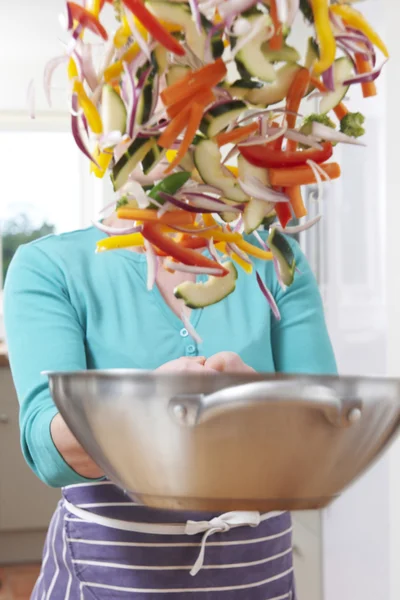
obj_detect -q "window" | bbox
[0,118,107,341]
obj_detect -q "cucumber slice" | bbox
[194,140,248,203]
[111,137,156,191]
[200,100,247,138]
[166,65,190,87]
[136,79,154,126]
[246,63,302,106]
[319,57,353,115]
[174,261,238,308]
[142,144,166,175]
[261,43,301,64]
[268,228,296,286]
[304,37,319,71]
[235,14,276,83]
[101,85,127,135]
[151,46,168,74]
[238,156,275,234]
[147,2,211,60]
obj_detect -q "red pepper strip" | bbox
[284,186,307,219]
[121,0,185,56]
[67,2,108,40]
[239,142,333,169]
[270,121,284,151]
[161,59,227,106]
[275,202,292,228]
[286,68,311,131]
[268,0,283,51]
[180,237,208,250]
[142,223,229,275]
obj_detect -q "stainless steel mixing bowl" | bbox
[46,371,400,512]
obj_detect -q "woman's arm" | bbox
[4,243,103,486]
[270,237,338,375]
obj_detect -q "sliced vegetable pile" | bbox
[45,0,388,316]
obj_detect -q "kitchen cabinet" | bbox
[0,366,59,563]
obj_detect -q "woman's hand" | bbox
[155,356,211,373]
[51,413,104,480]
[205,351,255,373]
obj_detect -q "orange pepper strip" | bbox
[269,162,341,187]
[160,59,227,106]
[355,53,377,98]
[310,77,349,121]
[268,0,283,51]
[284,186,307,219]
[116,208,194,225]
[216,122,259,147]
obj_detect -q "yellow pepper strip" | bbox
[90,0,101,18]
[201,215,273,260]
[90,145,113,178]
[73,81,103,134]
[309,0,336,75]
[104,43,141,82]
[96,233,144,252]
[330,4,389,58]
[68,57,79,80]
[225,165,238,177]
[231,251,253,274]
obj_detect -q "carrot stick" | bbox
[158,105,191,149]
[268,0,283,51]
[286,68,311,131]
[269,162,341,187]
[165,100,208,173]
[284,186,307,218]
[160,59,227,106]
[355,53,377,98]
[166,88,214,119]
[216,122,259,146]
[116,208,194,225]
[310,76,349,120]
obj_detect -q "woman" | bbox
[4,209,336,600]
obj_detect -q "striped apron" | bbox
[31,481,297,599]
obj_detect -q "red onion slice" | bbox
[81,43,99,92]
[311,122,366,145]
[92,221,143,235]
[181,311,203,345]
[157,192,212,213]
[273,214,322,235]
[207,237,222,263]
[71,93,100,167]
[343,59,388,86]
[285,129,323,149]
[239,176,289,203]
[27,79,35,120]
[253,229,269,251]
[43,55,68,107]
[125,10,152,60]
[287,0,300,27]
[164,259,225,276]
[227,242,252,265]
[188,0,203,34]
[144,240,158,290]
[170,224,215,234]
[256,271,281,320]
[321,66,335,92]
